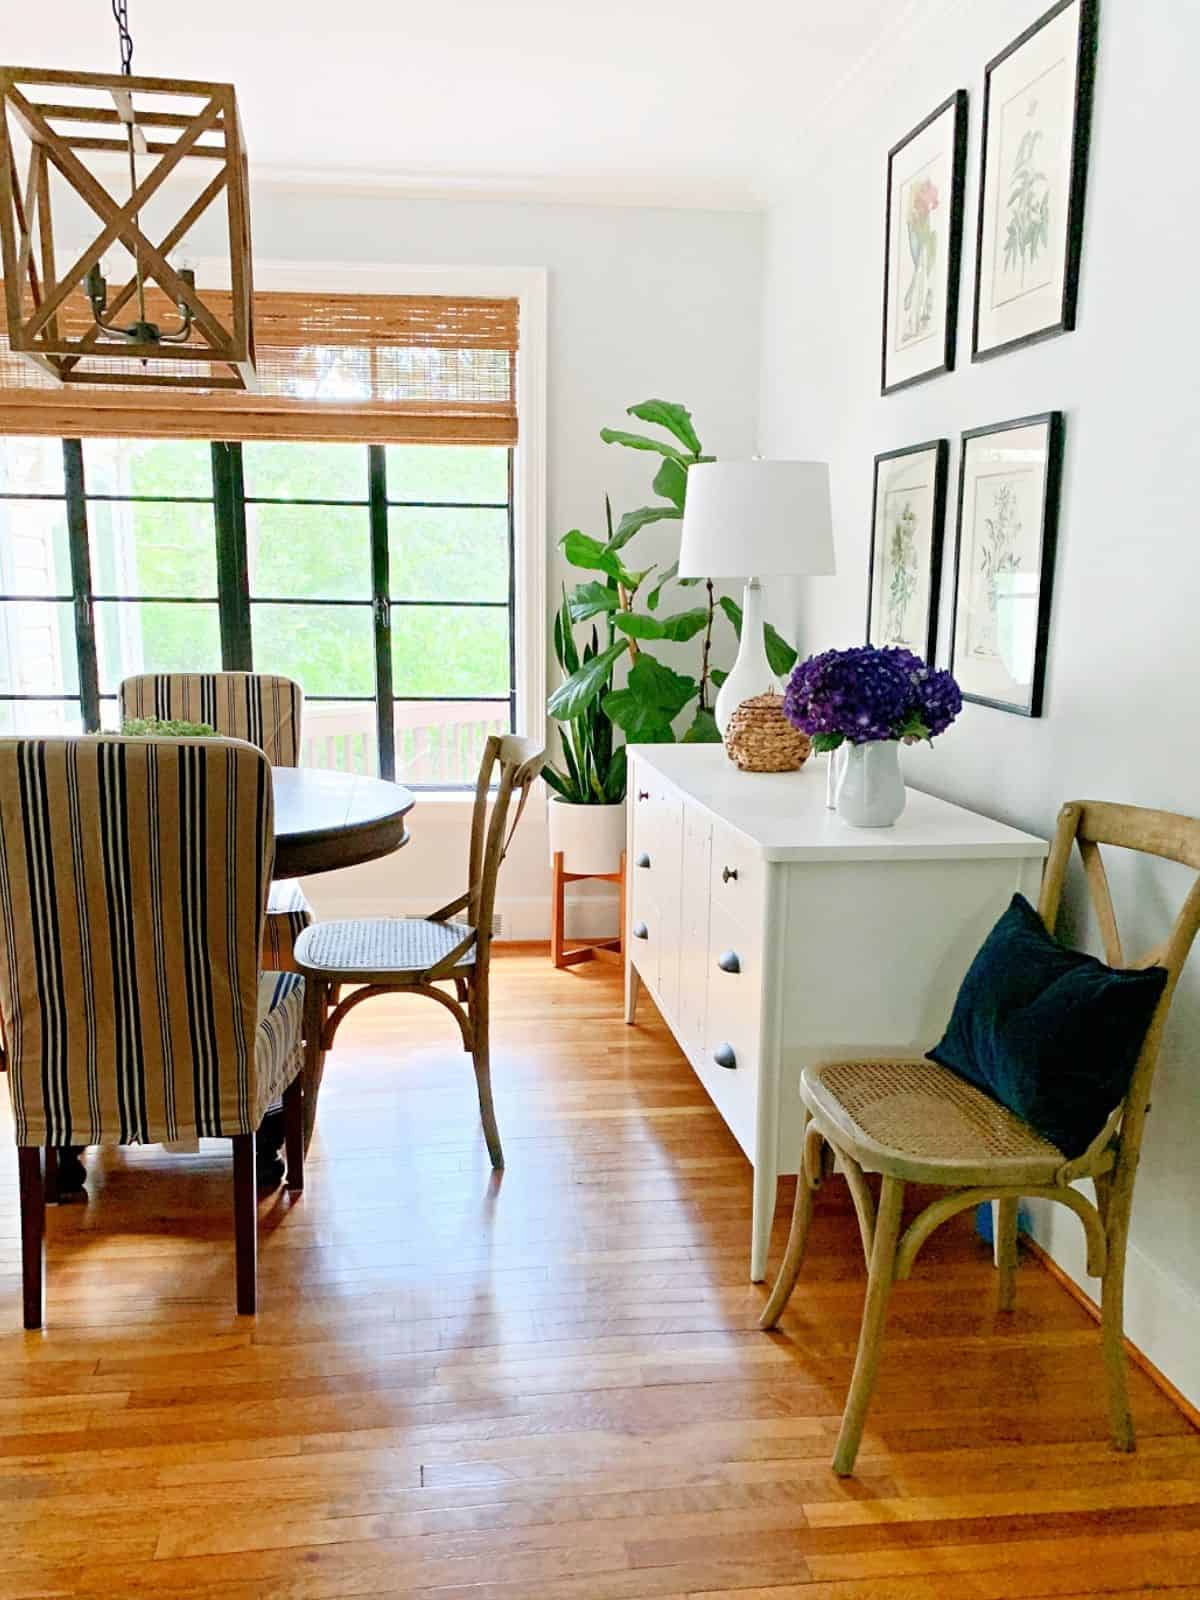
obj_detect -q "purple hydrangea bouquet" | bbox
[782,646,962,827]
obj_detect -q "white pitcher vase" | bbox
[836,740,905,828]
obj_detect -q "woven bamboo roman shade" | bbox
[0,287,518,444]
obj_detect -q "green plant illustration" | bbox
[884,501,918,643]
[1002,112,1050,285]
[974,480,1023,657]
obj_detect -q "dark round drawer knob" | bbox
[713,1042,737,1070]
[636,852,651,869]
[722,866,738,883]
[637,789,650,801]
[717,949,741,974]
[632,921,649,940]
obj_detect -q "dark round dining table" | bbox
[272,767,416,879]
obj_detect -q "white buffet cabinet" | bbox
[623,745,1048,1280]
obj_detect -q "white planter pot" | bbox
[547,797,627,875]
[836,741,906,828]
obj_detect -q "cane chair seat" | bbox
[295,917,477,982]
[803,1058,1068,1189]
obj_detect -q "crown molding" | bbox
[243,162,766,214]
[760,0,965,200]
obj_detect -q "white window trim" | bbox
[191,257,548,801]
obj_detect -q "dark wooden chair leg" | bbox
[44,1145,59,1206]
[282,1075,304,1193]
[18,1148,45,1330]
[232,1133,257,1316]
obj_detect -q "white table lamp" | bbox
[678,460,835,735]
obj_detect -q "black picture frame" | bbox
[948,411,1065,718]
[971,0,1099,362]
[866,438,949,663]
[881,89,968,396]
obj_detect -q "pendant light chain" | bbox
[111,0,134,74]
[109,0,147,327]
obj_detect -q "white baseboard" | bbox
[1028,1194,1200,1412]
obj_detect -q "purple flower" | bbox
[783,645,962,746]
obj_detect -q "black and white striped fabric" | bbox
[118,673,304,768]
[119,672,314,973]
[0,736,305,1147]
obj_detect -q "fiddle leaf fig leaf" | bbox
[601,655,699,742]
[652,456,689,509]
[560,530,645,589]
[607,504,682,552]
[646,561,677,611]
[599,428,690,463]
[682,706,721,744]
[614,606,709,643]
[626,399,703,457]
[568,580,620,622]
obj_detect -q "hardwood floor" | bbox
[1,951,1197,1598]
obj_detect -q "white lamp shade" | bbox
[677,459,835,579]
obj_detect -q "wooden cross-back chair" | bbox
[294,734,545,1167]
[760,799,1200,1476]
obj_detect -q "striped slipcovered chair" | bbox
[0,736,307,1327]
[118,673,314,973]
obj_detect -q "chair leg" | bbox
[995,1196,1020,1312]
[758,1173,816,1329]
[232,1134,257,1316]
[18,1147,45,1331]
[1101,1232,1136,1452]
[832,1174,905,1477]
[283,1074,304,1193]
[43,1144,59,1206]
[469,970,503,1170]
[301,977,328,1153]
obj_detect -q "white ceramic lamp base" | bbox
[714,577,782,736]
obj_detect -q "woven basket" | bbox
[724,692,811,773]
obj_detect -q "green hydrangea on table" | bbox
[120,717,218,738]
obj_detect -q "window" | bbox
[0,436,516,787]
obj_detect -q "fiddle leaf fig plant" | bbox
[546,398,801,795]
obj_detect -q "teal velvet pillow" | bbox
[928,894,1167,1159]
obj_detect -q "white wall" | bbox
[758,0,1200,1404]
[242,188,764,935]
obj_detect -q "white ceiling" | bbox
[5,0,903,207]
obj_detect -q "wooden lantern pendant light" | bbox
[0,1,256,391]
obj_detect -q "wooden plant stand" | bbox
[550,850,626,969]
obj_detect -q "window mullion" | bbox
[212,442,252,671]
[368,444,395,780]
[62,439,100,732]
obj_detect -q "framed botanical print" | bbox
[950,413,1064,717]
[881,90,968,394]
[867,439,949,662]
[972,0,1098,360]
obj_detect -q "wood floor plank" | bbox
[0,955,1197,1597]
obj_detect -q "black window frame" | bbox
[0,437,517,788]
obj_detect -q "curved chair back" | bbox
[0,736,273,1147]
[466,735,545,947]
[119,673,304,767]
[1038,800,1200,1192]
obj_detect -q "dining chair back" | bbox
[0,735,307,1326]
[118,672,304,767]
[759,798,1200,1474]
[119,672,312,974]
[293,734,545,1167]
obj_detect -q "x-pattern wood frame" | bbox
[0,66,255,390]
